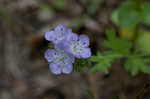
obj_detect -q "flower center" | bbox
[53,51,70,65]
[70,41,83,55]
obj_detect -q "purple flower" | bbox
[44,44,75,75]
[44,24,92,75]
[65,31,91,58]
[45,24,68,44]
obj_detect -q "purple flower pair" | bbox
[44,24,91,75]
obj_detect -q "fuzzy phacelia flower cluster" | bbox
[44,24,91,75]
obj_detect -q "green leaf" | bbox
[105,29,116,40]
[118,1,143,27]
[125,57,140,76]
[141,65,150,73]
[89,52,116,74]
[124,53,150,76]
[111,9,119,26]
[89,52,102,62]
[104,29,132,55]
[141,2,150,25]
[136,32,150,54]
[49,43,54,49]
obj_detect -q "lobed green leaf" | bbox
[124,53,150,76]
[89,52,116,74]
[104,29,132,55]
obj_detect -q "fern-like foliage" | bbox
[89,52,117,74]
[89,29,131,74]
[89,28,150,76]
[125,52,150,76]
[104,29,132,55]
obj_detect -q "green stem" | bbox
[133,23,140,43]
[99,54,123,59]
[98,53,149,60]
